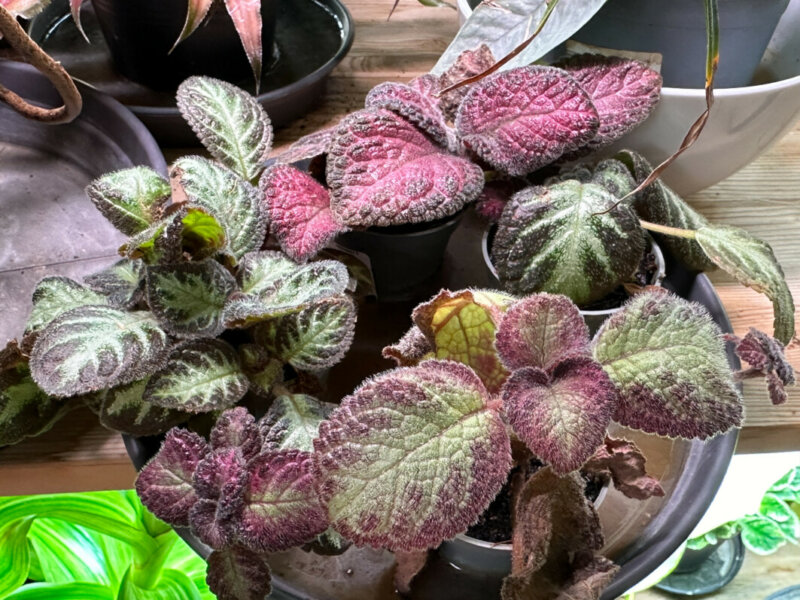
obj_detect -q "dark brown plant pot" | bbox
[90,0,277,91]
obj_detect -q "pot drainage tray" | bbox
[29,0,354,146]
[0,61,166,346]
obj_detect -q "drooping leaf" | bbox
[98,379,190,437]
[492,181,644,305]
[436,46,496,121]
[314,360,512,550]
[190,448,247,549]
[455,66,599,176]
[146,260,236,338]
[86,167,171,236]
[260,164,343,262]
[206,546,271,600]
[593,290,742,439]
[177,77,272,181]
[382,326,433,367]
[84,259,145,309]
[582,437,664,500]
[695,225,795,344]
[495,293,590,372]
[0,518,32,597]
[144,340,249,413]
[558,55,662,153]
[728,328,795,405]
[327,108,484,227]
[740,515,788,555]
[502,358,617,474]
[365,81,451,148]
[30,306,169,397]
[171,0,213,50]
[223,0,263,91]
[135,428,208,527]
[25,277,108,335]
[210,406,261,461]
[253,296,356,371]
[272,128,334,165]
[260,394,335,452]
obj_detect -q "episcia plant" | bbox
[0,76,357,447]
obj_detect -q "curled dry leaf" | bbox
[583,437,665,500]
[727,328,796,405]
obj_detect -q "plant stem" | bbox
[639,219,698,240]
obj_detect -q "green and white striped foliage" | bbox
[29,306,170,397]
[238,344,284,398]
[84,259,145,309]
[144,339,249,413]
[492,180,644,306]
[25,277,108,335]
[177,77,273,182]
[260,394,336,453]
[98,378,191,436]
[171,156,266,261]
[85,167,171,236]
[146,260,236,338]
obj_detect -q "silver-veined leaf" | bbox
[99,379,190,436]
[84,259,145,309]
[260,394,336,452]
[86,167,171,236]
[25,277,108,335]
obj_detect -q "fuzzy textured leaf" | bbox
[144,340,249,413]
[177,77,272,181]
[171,156,266,260]
[190,448,247,548]
[30,306,169,397]
[492,181,644,305]
[728,328,795,405]
[696,225,795,344]
[99,379,190,437]
[456,66,599,176]
[583,437,664,500]
[260,164,343,262]
[146,260,236,338]
[382,326,433,367]
[260,394,335,452]
[314,360,511,550]
[365,81,450,148]
[437,46,495,121]
[272,128,334,165]
[593,290,742,439]
[86,167,171,236]
[84,259,145,309]
[327,108,483,227]
[25,277,108,335]
[206,546,271,600]
[135,428,208,527]
[496,293,590,372]
[211,406,261,460]
[502,358,617,473]
[223,0,263,90]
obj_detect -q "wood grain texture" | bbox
[1,0,798,496]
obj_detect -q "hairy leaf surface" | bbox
[583,437,664,500]
[223,0,263,91]
[382,326,433,367]
[0,364,71,446]
[25,277,108,335]
[314,360,511,550]
[728,328,795,405]
[593,290,742,439]
[206,546,271,600]
[260,394,335,452]
[86,167,170,236]
[99,379,190,437]
[211,406,261,460]
[272,128,334,164]
[436,46,495,121]
[84,259,145,309]
[190,448,247,549]
[365,81,450,148]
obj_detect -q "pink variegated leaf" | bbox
[171,0,214,51]
[207,546,272,600]
[327,108,484,227]
[223,0,263,91]
[365,81,451,148]
[455,66,599,176]
[191,447,248,549]
[438,45,496,121]
[260,164,344,262]
[502,358,617,474]
[382,325,433,367]
[584,437,664,500]
[475,181,515,222]
[210,407,262,462]
[272,128,334,165]
[559,54,662,153]
[68,0,89,42]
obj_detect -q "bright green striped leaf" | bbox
[760,493,800,542]
[84,260,145,309]
[695,225,795,344]
[171,156,266,260]
[99,379,190,436]
[177,77,272,182]
[144,340,249,413]
[0,518,33,597]
[117,566,202,600]
[740,515,787,555]
[25,277,108,335]
[314,360,512,550]
[593,290,742,439]
[260,394,336,452]
[5,582,114,600]
[86,167,171,236]
[253,296,356,371]
[29,307,169,398]
[146,260,236,338]
[492,180,644,306]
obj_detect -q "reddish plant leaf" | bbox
[206,546,271,600]
[382,326,433,367]
[438,45,496,121]
[223,0,262,90]
[327,108,484,227]
[394,550,430,596]
[727,328,795,405]
[475,181,515,222]
[559,54,662,153]
[135,428,208,527]
[365,81,451,148]
[191,447,248,549]
[272,128,334,164]
[583,437,664,500]
[496,294,591,372]
[502,358,617,473]
[236,449,328,553]
[210,407,262,462]
[260,164,344,262]
[455,66,599,176]
[171,0,213,50]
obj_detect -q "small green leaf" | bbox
[86,167,171,236]
[99,379,190,436]
[25,277,108,335]
[695,225,795,344]
[177,77,272,181]
[260,394,336,452]
[740,515,787,555]
[4,582,114,600]
[29,306,170,397]
[179,207,228,259]
[146,260,236,338]
[121,217,182,265]
[84,260,145,309]
[760,493,800,542]
[0,518,33,597]
[144,340,249,413]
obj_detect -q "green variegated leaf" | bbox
[171,156,266,260]
[760,493,800,541]
[86,167,171,236]
[260,394,336,452]
[740,515,787,555]
[0,518,33,597]
[253,296,356,371]
[84,259,145,309]
[144,340,249,413]
[177,77,272,181]
[29,307,169,397]
[695,225,795,345]
[99,379,190,436]
[593,290,742,439]
[492,180,644,306]
[146,260,236,338]
[120,217,182,265]
[25,277,108,335]
[314,360,512,551]
[238,344,283,397]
